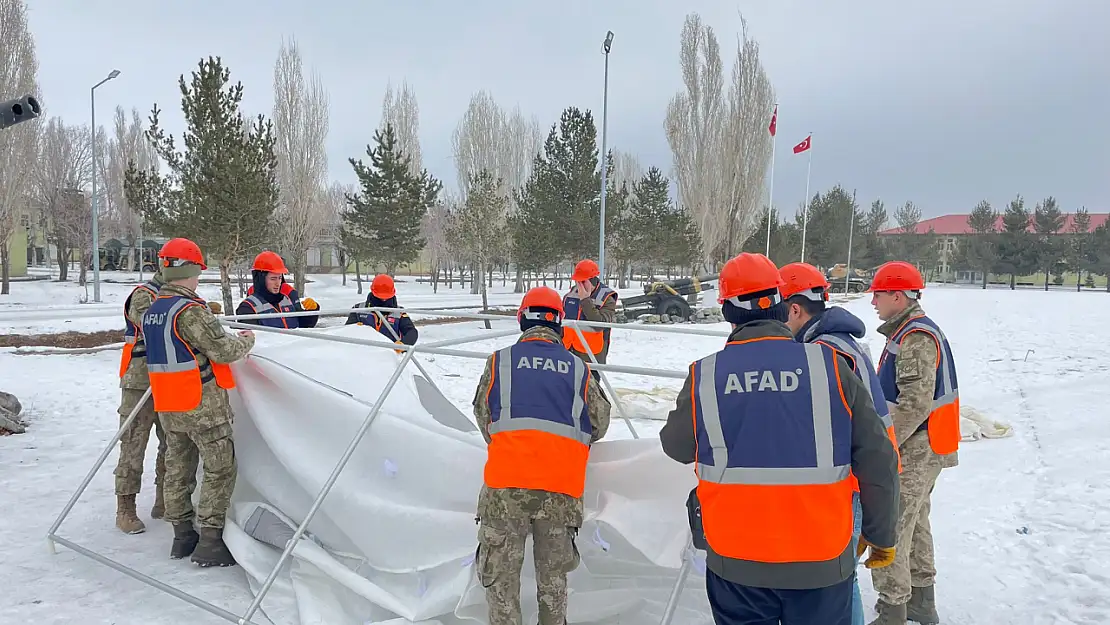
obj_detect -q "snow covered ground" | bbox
[0,278,1107,624]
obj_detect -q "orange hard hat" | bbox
[571,259,600,282]
[717,253,784,306]
[252,250,288,274]
[869,261,924,293]
[779,262,830,301]
[518,286,565,324]
[370,274,397,299]
[158,238,206,270]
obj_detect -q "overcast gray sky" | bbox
[27,0,1109,220]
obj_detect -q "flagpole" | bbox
[800,133,813,263]
[845,189,856,293]
[765,115,778,257]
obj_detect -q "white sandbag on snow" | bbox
[225,326,711,625]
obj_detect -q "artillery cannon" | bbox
[620,274,719,322]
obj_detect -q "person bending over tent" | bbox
[234,251,319,329]
[471,286,611,625]
[345,273,418,347]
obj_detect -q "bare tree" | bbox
[33,118,93,281]
[273,37,331,294]
[665,12,773,268]
[449,170,508,327]
[105,106,159,270]
[322,181,351,284]
[609,149,644,193]
[380,81,422,176]
[0,0,40,294]
[422,200,452,293]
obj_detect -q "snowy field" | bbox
[0,276,1107,624]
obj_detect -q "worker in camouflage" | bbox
[144,239,255,568]
[472,287,611,625]
[114,269,172,534]
[868,262,959,625]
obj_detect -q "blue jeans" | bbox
[850,493,864,625]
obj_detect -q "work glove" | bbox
[394,340,404,355]
[857,538,896,569]
[302,297,319,311]
[207,301,223,315]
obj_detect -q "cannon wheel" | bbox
[657,295,692,320]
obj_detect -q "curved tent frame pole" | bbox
[43,307,713,625]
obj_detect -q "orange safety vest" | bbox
[483,338,593,498]
[692,337,855,563]
[561,285,617,356]
[142,295,236,412]
[119,279,161,378]
[877,314,961,455]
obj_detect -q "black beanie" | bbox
[722,288,789,325]
[520,306,562,333]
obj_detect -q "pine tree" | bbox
[959,200,999,289]
[1032,197,1065,290]
[449,169,508,326]
[343,124,441,274]
[125,56,279,310]
[1069,207,1092,291]
[995,195,1037,289]
[855,199,890,270]
[1089,221,1110,292]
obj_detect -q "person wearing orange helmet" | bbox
[472,286,610,625]
[780,262,900,625]
[561,259,618,369]
[142,237,255,568]
[234,251,319,329]
[344,273,419,347]
[659,252,899,625]
[113,249,168,535]
[867,261,959,625]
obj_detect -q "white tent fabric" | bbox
[224,327,711,625]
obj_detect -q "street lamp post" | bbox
[598,30,613,278]
[90,69,120,303]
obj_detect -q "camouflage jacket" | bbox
[472,326,612,526]
[878,301,958,469]
[567,286,619,365]
[155,283,256,433]
[121,275,164,390]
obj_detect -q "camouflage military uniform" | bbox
[871,301,957,608]
[566,289,618,366]
[115,276,169,526]
[155,283,255,531]
[472,326,611,625]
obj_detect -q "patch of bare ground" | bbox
[0,329,123,349]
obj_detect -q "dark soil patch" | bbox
[0,329,123,348]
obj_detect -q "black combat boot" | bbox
[907,585,940,624]
[191,527,237,568]
[170,522,199,559]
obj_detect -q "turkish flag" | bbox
[793,135,811,154]
[768,105,778,137]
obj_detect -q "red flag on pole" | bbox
[792,135,811,154]
[768,105,778,137]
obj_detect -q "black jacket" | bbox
[234,271,319,328]
[344,294,418,345]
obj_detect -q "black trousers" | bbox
[706,569,854,625]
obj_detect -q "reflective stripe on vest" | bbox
[484,339,592,498]
[814,333,902,474]
[692,338,854,563]
[143,295,236,412]
[245,294,295,329]
[120,281,160,378]
[561,285,616,355]
[877,315,960,455]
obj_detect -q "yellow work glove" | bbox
[301,297,319,311]
[857,538,896,569]
[207,301,223,315]
[394,340,404,355]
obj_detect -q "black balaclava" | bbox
[365,293,398,311]
[722,287,789,326]
[252,270,285,306]
[519,306,562,334]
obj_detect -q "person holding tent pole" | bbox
[234,251,320,329]
[346,273,419,348]
[659,252,899,625]
[471,286,611,625]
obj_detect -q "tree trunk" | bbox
[78,247,89,286]
[57,245,70,282]
[479,260,492,330]
[488,265,494,289]
[355,259,363,294]
[0,244,9,295]
[1077,270,1082,292]
[339,250,348,286]
[1044,266,1050,291]
[981,269,988,290]
[514,266,525,293]
[293,256,307,295]
[1009,273,1016,290]
[219,260,234,312]
[236,267,248,298]
[431,264,439,293]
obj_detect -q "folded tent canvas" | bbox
[225,325,712,624]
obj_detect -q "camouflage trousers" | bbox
[161,421,236,529]
[114,389,167,496]
[477,516,581,625]
[871,439,943,605]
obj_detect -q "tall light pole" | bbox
[90,69,120,303]
[597,30,613,278]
